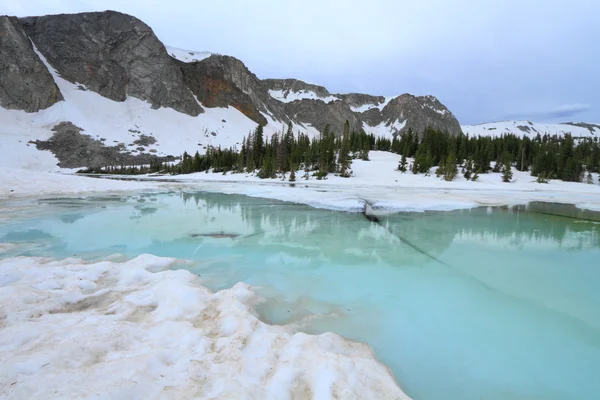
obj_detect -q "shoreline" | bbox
[2,168,600,214]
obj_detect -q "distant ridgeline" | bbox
[80,121,600,184]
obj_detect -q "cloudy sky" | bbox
[3,0,598,124]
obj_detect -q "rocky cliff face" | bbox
[1,10,462,138]
[379,94,462,136]
[178,56,266,125]
[263,78,332,100]
[336,93,386,110]
[0,16,62,112]
[285,99,362,133]
[20,11,202,116]
[178,55,293,126]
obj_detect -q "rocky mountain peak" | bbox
[263,78,333,101]
[379,94,461,136]
[20,10,202,116]
[0,9,463,139]
[336,93,386,110]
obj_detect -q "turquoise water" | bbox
[1,192,600,400]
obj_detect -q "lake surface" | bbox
[1,191,599,400]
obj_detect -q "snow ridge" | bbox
[0,254,409,399]
[462,120,599,138]
[166,46,212,63]
[350,96,395,113]
[269,89,339,103]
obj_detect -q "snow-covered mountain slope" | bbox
[0,47,314,172]
[462,120,599,138]
[349,97,394,113]
[361,120,407,138]
[166,46,212,63]
[268,89,339,103]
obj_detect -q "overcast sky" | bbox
[3,0,598,124]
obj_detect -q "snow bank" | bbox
[140,151,600,213]
[362,120,406,138]
[166,46,212,63]
[0,168,167,199]
[0,255,408,400]
[462,120,599,138]
[268,89,339,103]
[2,151,600,213]
[350,96,395,113]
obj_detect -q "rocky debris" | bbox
[517,125,533,133]
[33,122,175,168]
[133,134,157,146]
[564,122,600,135]
[0,16,63,112]
[20,11,202,116]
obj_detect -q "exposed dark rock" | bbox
[336,93,385,109]
[0,16,63,112]
[263,78,332,99]
[379,94,461,137]
[563,122,600,135]
[20,11,202,116]
[359,107,384,127]
[133,134,156,146]
[263,79,461,137]
[33,121,175,168]
[517,125,531,133]
[284,99,361,133]
[178,56,268,125]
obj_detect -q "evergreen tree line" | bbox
[81,123,600,184]
[389,127,599,183]
[87,122,374,180]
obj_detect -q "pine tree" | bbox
[412,141,432,174]
[398,154,408,173]
[502,154,513,182]
[253,124,264,170]
[318,125,330,177]
[289,162,296,182]
[587,172,594,184]
[537,173,549,183]
[463,158,474,180]
[338,120,351,177]
[444,152,458,181]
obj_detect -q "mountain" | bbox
[0,10,467,170]
[461,120,599,138]
[6,10,594,173]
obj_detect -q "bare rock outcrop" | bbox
[20,11,202,116]
[0,16,62,112]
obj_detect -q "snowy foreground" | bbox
[0,254,408,399]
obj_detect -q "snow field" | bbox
[0,254,408,400]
